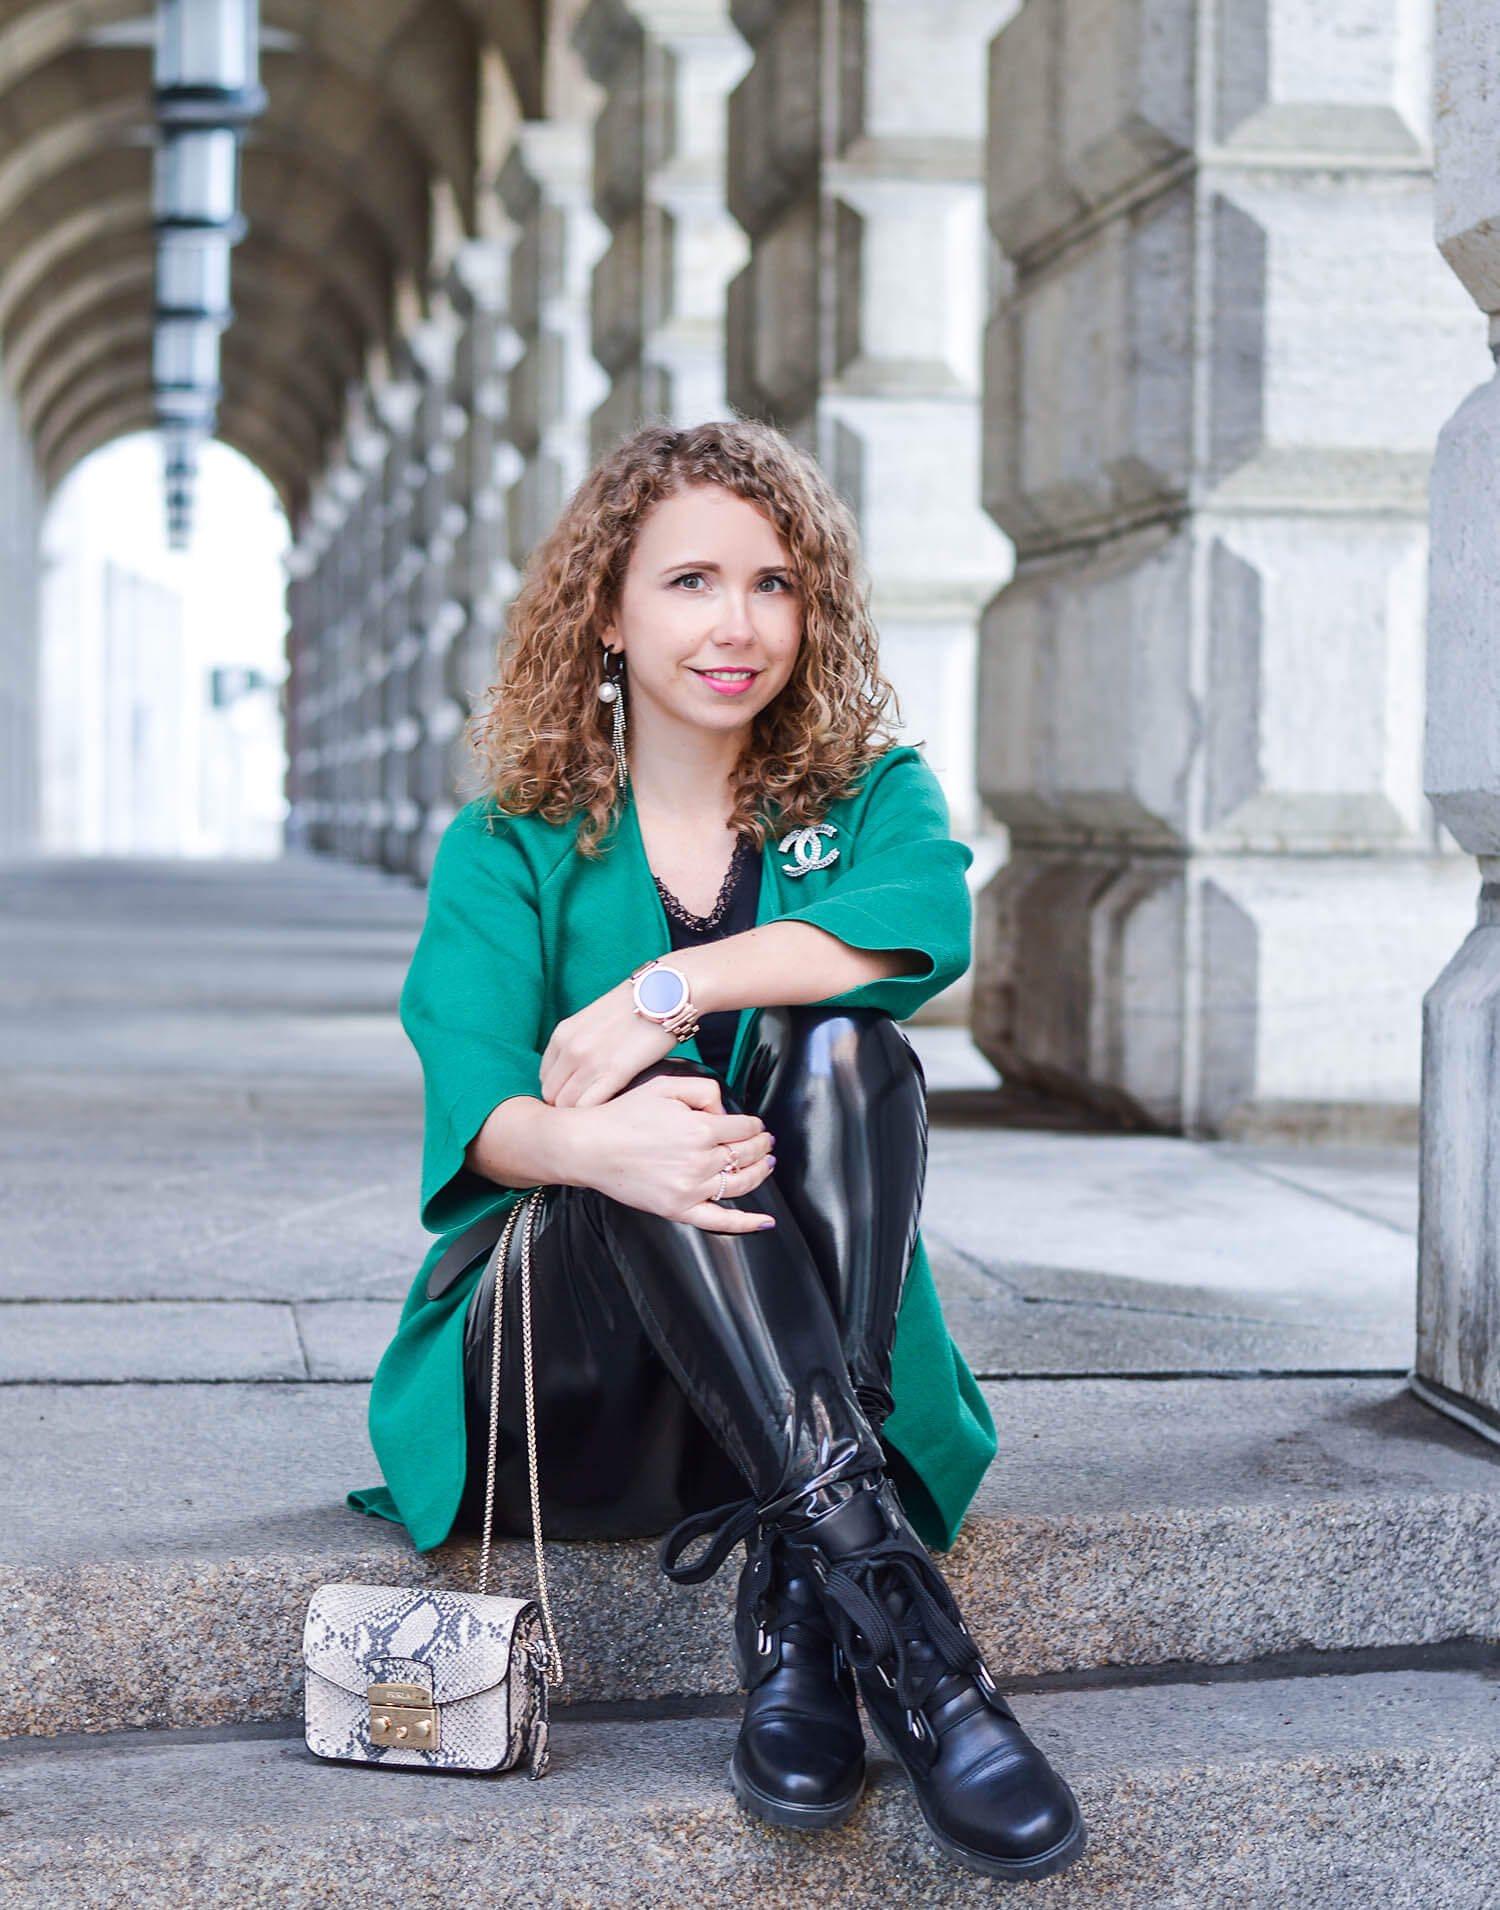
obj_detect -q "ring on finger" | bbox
[722,1143,740,1172]
[714,1165,730,1202]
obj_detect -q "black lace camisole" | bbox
[656,833,762,1080]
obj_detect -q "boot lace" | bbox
[659,1494,760,1585]
[815,1540,985,1775]
[658,1442,881,1586]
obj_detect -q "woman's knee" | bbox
[733,1004,925,1110]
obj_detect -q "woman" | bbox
[349,419,1086,1882]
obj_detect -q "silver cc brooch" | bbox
[778,822,839,878]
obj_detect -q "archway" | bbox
[39,431,289,856]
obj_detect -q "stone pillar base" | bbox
[1414,870,1500,1432]
[1408,1371,1500,1451]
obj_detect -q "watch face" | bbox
[637,966,687,1018]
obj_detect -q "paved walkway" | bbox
[0,855,1421,1392]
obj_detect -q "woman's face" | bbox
[606,483,802,750]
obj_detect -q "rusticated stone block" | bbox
[977,524,1195,848]
[731,190,820,420]
[980,511,1446,859]
[1057,0,1193,204]
[836,177,988,392]
[987,0,1081,263]
[991,0,1432,265]
[838,398,1005,618]
[1206,177,1483,494]
[508,445,568,571]
[972,850,1186,1126]
[726,0,820,236]
[840,0,1007,150]
[1202,514,1432,848]
[983,181,1193,541]
[591,207,647,373]
[988,0,1192,260]
[585,8,647,223]
[973,843,1477,1132]
[986,173,1483,551]
[1215,0,1432,154]
[590,359,672,454]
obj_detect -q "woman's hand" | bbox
[541,976,679,1107]
[572,1073,776,1234]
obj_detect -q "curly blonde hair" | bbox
[465,419,904,855]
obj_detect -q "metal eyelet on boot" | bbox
[729,1533,867,1833]
[775,1481,1087,1880]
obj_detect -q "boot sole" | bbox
[728,1745,865,1832]
[863,1709,1089,1882]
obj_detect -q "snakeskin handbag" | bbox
[303,1189,563,1777]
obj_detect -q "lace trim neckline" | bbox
[654,833,754,933]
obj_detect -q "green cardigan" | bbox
[348,743,996,1552]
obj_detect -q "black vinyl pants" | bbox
[456,1005,929,1542]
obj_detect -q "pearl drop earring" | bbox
[597,647,627,790]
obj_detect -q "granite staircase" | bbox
[2,856,1498,1907]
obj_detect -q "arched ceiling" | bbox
[0,0,547,519]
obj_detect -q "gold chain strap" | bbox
[475,1190,564,1685]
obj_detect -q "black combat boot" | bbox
[727,1524,865,1829]
[781,1476,1086,1881]
[662,1491,866,1831]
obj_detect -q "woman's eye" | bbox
[757,574,791,592]
[672,572,704,590]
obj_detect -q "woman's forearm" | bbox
[465,1095,594,1189]
[669,919,924,1016]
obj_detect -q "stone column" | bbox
[0,378,43,853]
[445,237,524,803]
[974,0,1492,1133]
[1411,0,1500,1445]
[283,549,319,852]
[725,0,1010,835]
[575,0,749,454]
[407,300,470,879]
[284,486,340,857]
[500,118,609,573]
[287,399,384,864]
[368,365,423,874]
[407,234,523,870]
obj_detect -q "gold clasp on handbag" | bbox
[367,1681,439,1750]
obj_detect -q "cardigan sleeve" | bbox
[774,746,974,1021]
[399,805,548,1234]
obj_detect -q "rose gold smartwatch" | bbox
[630,959,702,1041]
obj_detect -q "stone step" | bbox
[2,1668,1497,1907]
[6,1373,1500,1739]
